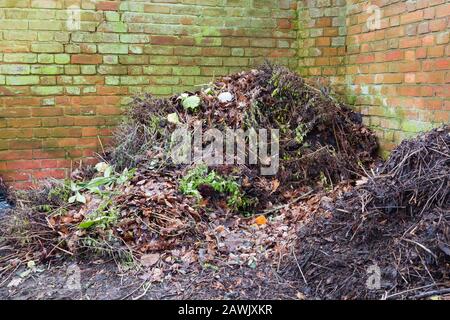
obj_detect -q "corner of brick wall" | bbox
[297,0,347,93]
[298,0,449,156]
[346,0,449,154]
[0,0,299,188]
[1,0,449,188]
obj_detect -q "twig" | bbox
[120,279,147,300]
[132,281,152,300]
[262,190,314,215]
[401,238,437,260]
[384,284,436,299]
[412,288,450,299]
[291,247,308,285]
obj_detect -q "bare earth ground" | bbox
[0,258,300,300]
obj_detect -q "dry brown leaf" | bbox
[141,253,160,267]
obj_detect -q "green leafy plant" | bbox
[68,164,135,204]
[180,94,201,111]
[179,165,249,210]
[295,123,309,145]
[78,199,118,230]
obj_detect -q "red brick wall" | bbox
[1,0,449,188]
[298,0,450,155]
[297,0,347,93]
[0,0,298,188]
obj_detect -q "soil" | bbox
[0,259,300,300]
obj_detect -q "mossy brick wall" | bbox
[298,0,449,155]
[0,0,298,188]
[1,0,449,188]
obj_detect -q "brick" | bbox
[0,19,28,30]
[38,54,54,64]
[96,1,120,11]
[385,50,403,61]
[54,54,71,64]
[31,65,64,75]
[31,43,64,53]
[71,54,103,64]
[3,53,37,63]
[0,65,30,74]
[6,76,40,85]
[98,44,129,54]
[400,10,423,24]
[30,86,63,95]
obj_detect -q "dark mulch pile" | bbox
[289,126,450,299]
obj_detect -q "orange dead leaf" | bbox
[255,215,267,225]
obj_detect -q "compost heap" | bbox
[0,64,378,270]
[289,126,449,299]
[111,63,377,188]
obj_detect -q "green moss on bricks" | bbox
[143,66,172,75]
[31,86,64,95]
[194,36,222,47]
[66,87,81,95]
[3,53,37,63]
[401,120,434,133]
[98,44,129,54]
[103,55,119,64]
[105,76,120,85]
[172,67,201,76]
[0,65,30,74]
[81,65,97,75]
[54,54,70,64]
[105,11,120,22]
[346,95,357,105]
[198,26,222,37]
[38,54,54,64]
[65,65,80,75]
[6,75,40,85]
[120,76,149,85]
[142,86,172,95]
[31,65,64,75]
[31,43,64,53]
[99,22,128,33]
[120,34,149,44]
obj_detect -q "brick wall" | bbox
[298,0,449,155]
[0,0,298,188]
[1,0,449,188]
[297,0,347,93]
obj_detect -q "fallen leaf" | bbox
[7,278,23,288]
[255,215,267,225]
[355,177,368,186]
[270,179,280,194]
[167,112,180,124]
[218,92,234,103]
[296,292,306,300]
[141,253,160,267]
[95,162,110,173]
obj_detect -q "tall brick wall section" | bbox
[298,0,449,155]
[297,0,347,93]
[0,0,298,188]
[0,0,449,188]
[346,0,449,152]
